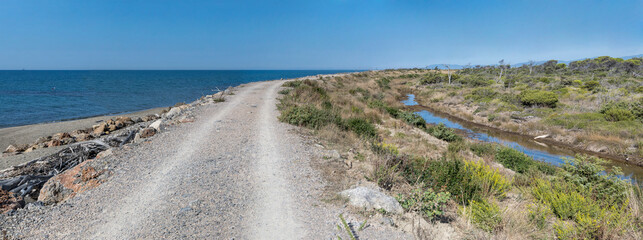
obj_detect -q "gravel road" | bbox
[1,80,411,239]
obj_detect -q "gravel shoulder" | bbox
[1,80,410,239]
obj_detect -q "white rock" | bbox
[149,120,163,131]
[339,186,403,214]
[164,107,182,119]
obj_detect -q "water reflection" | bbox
[404,94,643,181]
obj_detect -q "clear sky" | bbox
[0,0,641,70]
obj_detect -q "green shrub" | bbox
[469,142,496,157]
[396,187,451,220]
[426,123,462,142]
[406,159,511,204]
[466,199,502,232]
[519,90,558,108]
[582,80,601,92]
[376,77,391,89]
[494,147,532,173]
[600,101,637,122]
[465,87,497,102]
[278,88,291,95]
[344,117,378,138]
[282,80,302,88]
[279,105,339,129]
[560,155,628,206]
[398,111,426,128]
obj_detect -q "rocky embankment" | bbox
[0,90,227,214]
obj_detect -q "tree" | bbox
[527,60,536,74]
[497,59,505,82]
[443,64,452,84]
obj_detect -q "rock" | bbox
[52,132,71,140]
[96,148,113,159]
[74,133,93,142]
[339,186,403,214]
[93,122,107,135]
[139,128,157,138]
[3,144,20,153]
[587,143,608,153]
[329,150,341,159]
[164,107,182,119]
[24,146,37,153]
[0,189,25,214]
[141,115,159,122]
[38,160,111,205]
[35,136,52,144]
[380,217,395,226]
[115,117,133,126]
[132,117,143,123]
[149,120,163,131]
[47,139,62,148]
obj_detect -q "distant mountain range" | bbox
[426,54,643,69]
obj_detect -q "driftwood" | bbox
[0,128,139,198]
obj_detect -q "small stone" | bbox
[96,149,113,159]
[138,128,157,138]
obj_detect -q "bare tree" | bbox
[443,64,452,84]
[497,59,505,82]
[527,60,535,74]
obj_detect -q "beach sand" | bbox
[0,107,164,170]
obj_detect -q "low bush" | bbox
[397,187,451,221]
[282,80,302,88]
[582,80,601,92]
[344,117,378,138]
[600,101,636,122]
[531,155,633,239]
[494,147,533,173]
[426,123,462,142]
[466,199,502,232]
[519,90,558,108]
[376,77,391,89]
[279,105,340,129]
[469,142,496,157]
[406,158,511,204]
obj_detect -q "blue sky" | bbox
[0,0,641,70]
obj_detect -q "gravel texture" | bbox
[0,80,411,239]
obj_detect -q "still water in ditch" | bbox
[403,94,643,182]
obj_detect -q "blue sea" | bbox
[0,70,353,128]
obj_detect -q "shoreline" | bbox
[0,72,355,170]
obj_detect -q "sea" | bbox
[0,70,353,128]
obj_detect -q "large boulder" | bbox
[93,122,107,135]
[339,186,403,214]
[38,160,111,205]
[0,189,24,214]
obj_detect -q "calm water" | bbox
[403,94,643,181]
[0,70,353,128]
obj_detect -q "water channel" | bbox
[403,94,643,181]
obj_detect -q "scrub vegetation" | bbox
[277,66,642,239]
